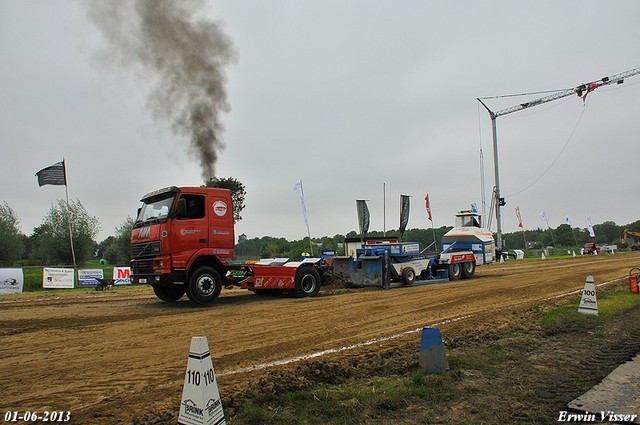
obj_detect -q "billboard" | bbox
[43,268,74,289]
[113,267,131,285]
[0,268,24,294]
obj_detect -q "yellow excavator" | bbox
[623,230,640,251]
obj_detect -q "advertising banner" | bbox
[113,267,131,285]
[43,268,75,289]
[0,268,24,294]
[78,269,104,286]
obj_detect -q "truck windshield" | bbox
[135,195,174,227]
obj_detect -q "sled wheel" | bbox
[402,268,416,285]
[448,263,462,281]
[186,267,222,305]
[153,284,186,302]
[461,262,476,279]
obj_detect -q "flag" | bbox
[356,200,370,237]
[564,215,571,226]
[425,194,432,222]
[516,206,523,228]
[539,211,547,222]
[586,217,595,238]
[35,160,66,186]
[399,195,410,238]
[470,202,478,213]
[293,180,309,228]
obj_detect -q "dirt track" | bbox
[1,253,637,424]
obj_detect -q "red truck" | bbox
[130,186,328,305]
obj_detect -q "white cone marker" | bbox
[178,336,225,425]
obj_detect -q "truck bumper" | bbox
[131,271,185,286]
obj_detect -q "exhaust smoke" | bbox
[88,0,236,181]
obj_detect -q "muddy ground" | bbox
[1,253,638,424]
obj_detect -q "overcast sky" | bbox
[1,0,639,243]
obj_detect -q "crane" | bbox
[478,66,640,251]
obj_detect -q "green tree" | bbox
[593,221,621,243]
[204,176,246,222]
[102,217,135,265]
[0,202,25,264]
[29,199,101,265]
[553,224,577,247]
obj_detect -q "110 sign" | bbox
[186,368,216,386]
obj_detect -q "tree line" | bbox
[1,198,639,267]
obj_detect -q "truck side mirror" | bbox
[175,198,187,218]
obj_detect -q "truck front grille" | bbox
[132,259,154,274]
[130,241,161,259]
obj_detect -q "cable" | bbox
[478,88,571,100]
[505,102,587,198]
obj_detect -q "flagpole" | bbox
[544,215,557,247]
[383,182,386,237]
[63,158,77,267]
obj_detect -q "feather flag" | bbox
[586,217,596,238]
[516,206,523,228]
[356,200,370,237]
[399,195,410,239]
[425,194,432,222]
[293,180,309,228]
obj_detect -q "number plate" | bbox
[139,278,147,283]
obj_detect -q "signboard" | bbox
[113,267,131,285]
[0,268,24,294]
[43,268,74,289]
[78,269,104,286]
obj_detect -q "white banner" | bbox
[0,268,24,294]
[43,268,74,289]
[78,269,104,286]
[113,267,131,285]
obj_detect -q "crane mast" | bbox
[478,66,640,251]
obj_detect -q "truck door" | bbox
[207,192,235,258]
[172,194,208,269]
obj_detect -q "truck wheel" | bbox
[153,284,186,302]
[294,266,321,298]
[402,268,416,285]
[186,267,222,305]
[461,262,476,279]
[448,263,462,281]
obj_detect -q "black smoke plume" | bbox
[88,0,236,181]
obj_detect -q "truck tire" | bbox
[294,266,321,298]
[461,262,476,279]
[186,267,222,305]
[153,284,186,302]
[402,267,416,285]
[448,263,462,281]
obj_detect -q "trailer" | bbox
[333,210,495,288]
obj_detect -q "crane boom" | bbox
[491,67,640,118]
[477,66,640,251]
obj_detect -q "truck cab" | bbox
[130,186,236,304]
